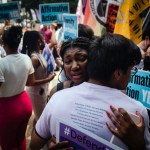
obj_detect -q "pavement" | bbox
[26,70,60,150]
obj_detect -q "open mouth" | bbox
[72,73,83,79]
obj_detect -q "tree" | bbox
[21,0,43,11]
[21,0,78,13]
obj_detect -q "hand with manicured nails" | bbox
[106,106,145,150]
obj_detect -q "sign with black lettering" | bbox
[0,1,20,21]
[105,1,120,33]
[39,3,69,24]
[127,70,150,109]
[56,119,123,150]
[63,14,78,41]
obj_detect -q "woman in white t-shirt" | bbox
[0,26,55,150]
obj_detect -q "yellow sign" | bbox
[129,0,150,20]
[114,0,150,44]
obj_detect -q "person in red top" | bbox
[39,25,52,44]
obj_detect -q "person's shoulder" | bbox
[0,57,5,65]
[55,82,82,96]
[49,81,74,102]
[121,92,146,108]
[19,53,30,59]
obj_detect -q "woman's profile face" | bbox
[63,47,88,85]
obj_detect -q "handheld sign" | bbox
[56,119,123,150]
[63,14,78,41]
[42,44,56,75]
[126,70,150,109]
[105,0,120,33]
[39,3,69,24]
[0,2,20,21]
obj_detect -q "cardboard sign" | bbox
[0,2,20,21]
[56,119,123,150]
[63,14,78,41]
[39,3,69,24]
[126,70,150,109]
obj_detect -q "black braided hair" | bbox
[58,37,91,82]
[60,37,91,61]
[22,31,42,57]
[2,25,22,50]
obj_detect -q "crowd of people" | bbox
[0,18,150,150]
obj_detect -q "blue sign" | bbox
[0,2,20,21]
[39,3,69,24]
[63,14,78,41]
[42,44,56,75]
[126,70,150,109]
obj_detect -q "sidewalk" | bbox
[26,71,60,150]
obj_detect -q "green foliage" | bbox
[21,0,43,11]
[21,0,78,13]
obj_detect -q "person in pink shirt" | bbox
[39,25,52,44]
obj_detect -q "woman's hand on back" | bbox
[106,106,145,150]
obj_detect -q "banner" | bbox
[76,0,84,24]
[105,1,120,33]
[30,9,37,21]
[56,119,123,150]
[83,0,119,36]
[63,14,78,41]
[34,9,41,22]
[0,2,20,21]
[39,3,69,24]
[82,0,150,40]
[129,0,150,20]
[83,0,104,36]
[126,70,150,109]
[114,0,150,44]
[42,44,56,75]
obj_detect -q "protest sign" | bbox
[84,0,118,36]
[42,44,56,75]
[0,2,20,21]
[105,1,120,33]
[39,3,69,24]
[56,119,123,150]
[126,70,150,109]
[82,0,105,36]
[63,14,78,41]
[114,0,150,44]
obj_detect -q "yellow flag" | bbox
[114,0,131,39]
[129,0,150,20]
[114,0,150,44]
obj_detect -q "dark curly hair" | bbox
[58,37,91,82]
[21,31,42,57]
[60,37,91,61]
